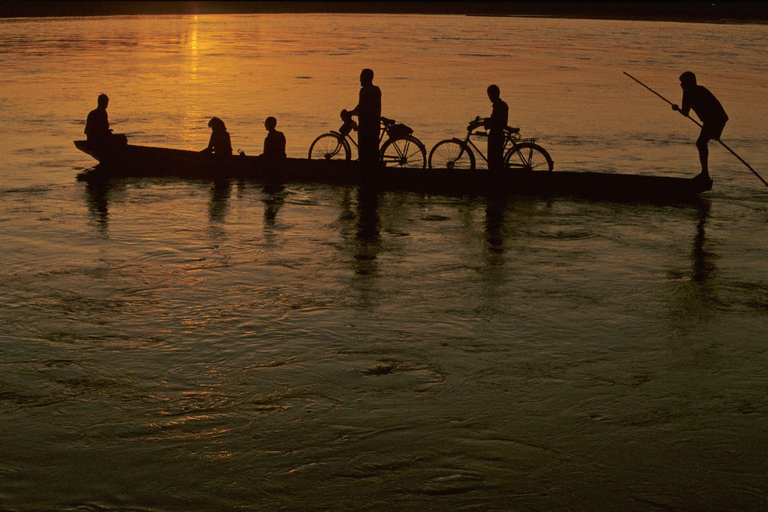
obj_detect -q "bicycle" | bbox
[428,116,554,171]
[308,110,427,168]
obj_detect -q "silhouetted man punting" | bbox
[348,68,382,169]
[484,84,508,171]
[672,72,728,184]
[261,116,286,160]
[201,117,232,156]
[84,94,127,148]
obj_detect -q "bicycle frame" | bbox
[328,121,408,163]
[456,128,532,164]
[456,132,489,166]
[311,115,426,168]
[334,121,392,151]
[428,118,551,171]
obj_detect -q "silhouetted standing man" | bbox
[349,68,382,168]
[672,71,728,182]
[484,85,508,171]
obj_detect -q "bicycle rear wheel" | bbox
[428,140,475,170]
[308,133,350,160]
[380,135,427,168]
[504,142,553,171]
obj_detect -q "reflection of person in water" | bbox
[201,117,232,156]
[353,186,381,278]
[348,68,382,168]
[262,184,285,228]
[208,179,231,223]
[672,72,728,184]
[483,85,508,171]
[260,116,286,160]
[85,94,127,147]
[84,179,111,235]
[692,199,714,283]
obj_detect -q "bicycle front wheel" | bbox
[380,135,427,168]
[308,133,350,160]
[428,140,475,170]
[504,142,554,171]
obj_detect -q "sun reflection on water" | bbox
[187,16,199,75]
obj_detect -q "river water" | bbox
[1,13,767,511]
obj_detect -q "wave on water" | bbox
[0,185,52,195]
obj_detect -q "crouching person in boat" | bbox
[84,93,127,149]
[201,117,232,156]
[260,116,286,161]
[672,72,728,184]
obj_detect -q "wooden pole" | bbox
[623,71,768,188]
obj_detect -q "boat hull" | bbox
[74,141,711,202]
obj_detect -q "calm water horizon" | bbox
[1,13,767,511]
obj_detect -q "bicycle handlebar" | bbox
[467,118,519,133]
[467,120,521,137]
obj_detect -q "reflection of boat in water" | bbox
[75,140,712,203]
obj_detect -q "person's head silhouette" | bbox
[360,68,374,86]
[679,71,697,90]
[97,94,109,109]
[487,84,501,102]
[264,116,277,131]
[208,117,227,133]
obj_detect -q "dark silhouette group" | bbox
[196,68,380,164]
[85,69,728,178]
[202,115,286,160]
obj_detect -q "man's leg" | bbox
[488,133,504,171]
[359,130,379,168]
[696,130,711,179]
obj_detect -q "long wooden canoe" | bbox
[74,140,712,202]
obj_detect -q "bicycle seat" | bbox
[380,116,396,126]
[506,126,520,134]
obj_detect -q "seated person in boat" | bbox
[201,117,232,156]
[260,116,286,160]
[84,93,127,147]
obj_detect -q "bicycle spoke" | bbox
[382,137,426,168]
[309,133,349,160]
[429,140,474,170]
[504,142,553,171]
[399,139,410,159]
